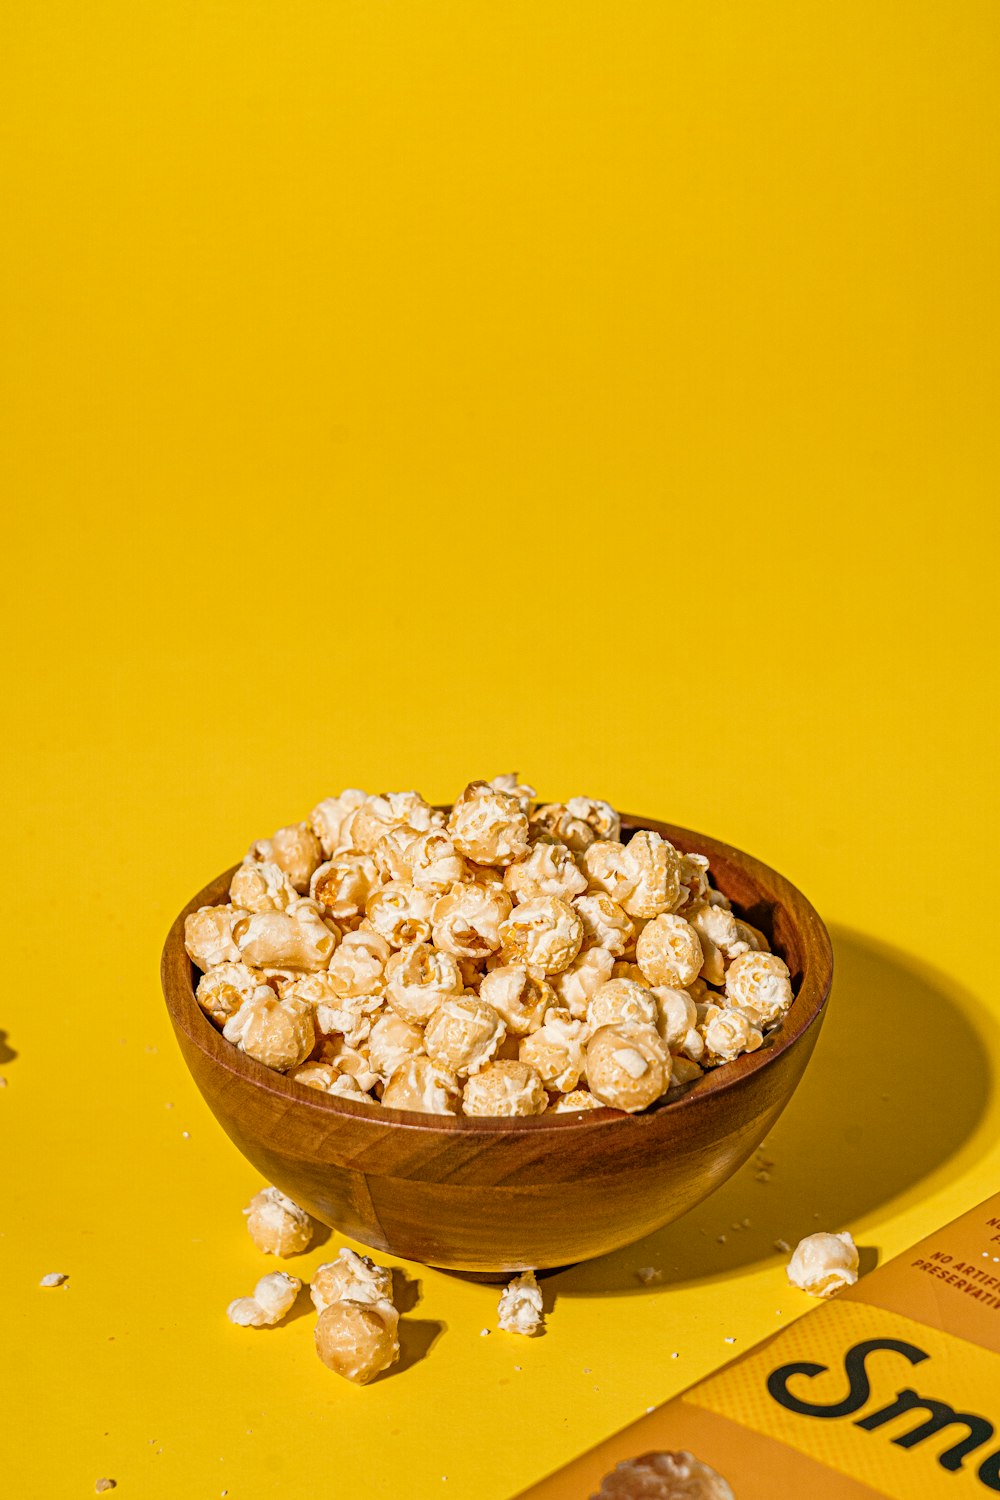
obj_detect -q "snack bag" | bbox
[514,1194,1000,1498]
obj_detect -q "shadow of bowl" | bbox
[556,926,995,1295]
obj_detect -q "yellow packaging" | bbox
[514,1195,1000,1498]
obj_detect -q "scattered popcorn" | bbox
[315,1297,400,1384]
[39,1272,68,1287]
[189,779,798,1114]
[310,1247,393,1313]
[227,1271,301,1327]
[594,1450,734,1500]
[480,1327,491,1336]
[635,1266,663,1285]
[94,1481,117,1494]
[244,1187,315,1257]
[786,1231,859,1297]
[498,1270,544,1335]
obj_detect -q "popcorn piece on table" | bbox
[222,988,316,1072]
[384,942,463,1024]
[587,978,658,1031]
[786,1231,859,1298]
[195,962,262,1026]
[248,822,323,894]
[479,965,556,1036]
[94,1481,117,1494]
[724,950,794,1029]
[235,900,339,971]
[636,914,704,988]
[462,1060,548,1117]
[245,1186,315,1257]
[315,1298,400,1385]
[504,838,588,904]
[184,904,250,971]
[497,1270,544,1335]
[39,1272,68,1287]
[585,1024,670,1112]
[594,1450,735,1500]
[227,1271,301,1327]
[381,1056,462,1114]
[447,780,530,867]
[310,1247,393,1314]
[424,996,506,1076]
[519,1009,589,1093]
[499,895,584,975]
[431,880,512,958]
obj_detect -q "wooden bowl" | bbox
[161,816,832,1275]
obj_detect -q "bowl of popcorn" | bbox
[161,777,832,1275]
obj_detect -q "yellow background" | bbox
[2,2,998,1496]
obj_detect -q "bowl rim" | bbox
[161,814,833,1137]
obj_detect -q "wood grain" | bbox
[161,815,833,1274]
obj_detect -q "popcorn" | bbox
[724,951,793,1029]
[447,781,530,867]
[406,829,469,893]
[384,942,463,1024]
[550,1090,604,1112]
[424,996,506,1076]
[504,838,588,904]
[326,926,391,997]
[573,893,634,956]
[686,901,750,985]
[198,779,798,1116]
[314,1298,399,1384]
[282,971,381,1045]
[462,1060,548,1117]
[432,881,512,957]
[227,1271,301,1328]
[518,1009,588,1092]
[308,789,368,857]
[184,905,249,971]
[381,1056,462,1114]
[310,1247,393,1313]
[195,962,262,1026]
[583,840,634,903]
[310,853,383,928]
[621,831,683,919]
[244,1187,315,1256]
[489,773,536,814]
[367,1010,426,1085]
[365,881,435,948]
[550,946,616,1019]
[786,1231,859,1298]
[479,965,555,1036]
[698,1004,763,1066]
[235,901,339,972]
[229,860,298,914]
[594,1450,735,1500]
[587,978,658,1032]
[497,1269,544,1334]
[222,988,316,1072]
[635,914,704,988]
[249,823,323,894]
[585,1024,670,1112]
[649,986,698,1050]
[499,895,584,974]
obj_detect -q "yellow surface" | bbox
[2,2,998,1496]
